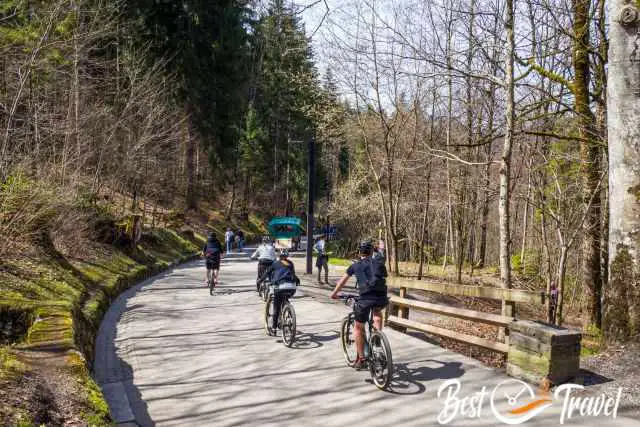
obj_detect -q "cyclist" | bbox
[257,249,300,331]
[202,232,223,287]
[251,236,277,291]
[330,240,388,368]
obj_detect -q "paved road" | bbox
[95,251,639,426]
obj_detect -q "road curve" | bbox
[94,251,639,426]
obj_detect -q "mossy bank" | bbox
[0,228,204,426]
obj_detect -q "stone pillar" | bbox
[506,320,581,385]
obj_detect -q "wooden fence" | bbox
[385,276,546,354]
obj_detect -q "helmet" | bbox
[359,240,374,255]
[262,235,271,243]
[280,249,289,257]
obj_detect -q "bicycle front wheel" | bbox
[263,295,275,336]
[281,301,296,347]
[340,315,357,366]
[369,330,393,390]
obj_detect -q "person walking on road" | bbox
[225,228,234,254]
[202,233,223,287]
[236,229,245,253]
[314,234,329,284]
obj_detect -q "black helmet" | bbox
[280,249,289,257]
[359,240,374,255]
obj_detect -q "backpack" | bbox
[272,260,296,285]
[357,257,387,295]
[205,240,221,258]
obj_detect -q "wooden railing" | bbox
[385,276,545,354]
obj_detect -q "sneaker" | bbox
[352,357,368,370]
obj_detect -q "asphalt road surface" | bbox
[94,250,639,426]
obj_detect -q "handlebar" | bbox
[336,293,359,306]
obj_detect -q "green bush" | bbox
[511,249,540,280]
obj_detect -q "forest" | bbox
[0,0,637,356]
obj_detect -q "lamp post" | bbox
[306,134,315,274]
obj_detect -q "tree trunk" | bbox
[573,0,603,330]
[555,244,569,325]
[499,0,516,338]
[185,119,196,210]
[605,0,640,342]
[418,167,431,280]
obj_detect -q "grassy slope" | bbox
[0,229,205,426]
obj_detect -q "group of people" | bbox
[224,227,245,254]
[202,231,389,368]
[251,235,388,368]
[253,237,300,331]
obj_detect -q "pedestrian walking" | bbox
[225,227,234,254]
[314,234,329,284]
[236,229,245,252]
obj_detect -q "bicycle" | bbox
[258,277,271,301]
[263,283,297,347]
[255,260,274,301]
[338,293,393,390]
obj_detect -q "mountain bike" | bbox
[338,293,393,390]
[264,283,297,347]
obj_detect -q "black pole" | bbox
[306,134,315,274]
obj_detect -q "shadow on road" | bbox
[287,330,340,350]
[388,359,465,395]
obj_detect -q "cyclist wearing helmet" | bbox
[251,236,277,290]
[330,239,388,368]
[257,249,300,331]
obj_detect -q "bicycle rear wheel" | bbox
[340,315,357,366]
[209,279,214,296]
[261,282,270,302]
[369,330,393,390]
[263,295,275,336]
[281,301,296,347]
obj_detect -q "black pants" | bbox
[316,255,328,282]
[257,260,273,290]
[273,289,296,329]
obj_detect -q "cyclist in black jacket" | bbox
[257,250,300,330]
[202,233,223,287]
[330,240,388,368]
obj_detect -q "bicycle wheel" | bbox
[340,315,358,366]
[263,295,275,336]
[369,330,393,390]
[209,279,214,296]
[261,282,270,302]
[281,301,296,347]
